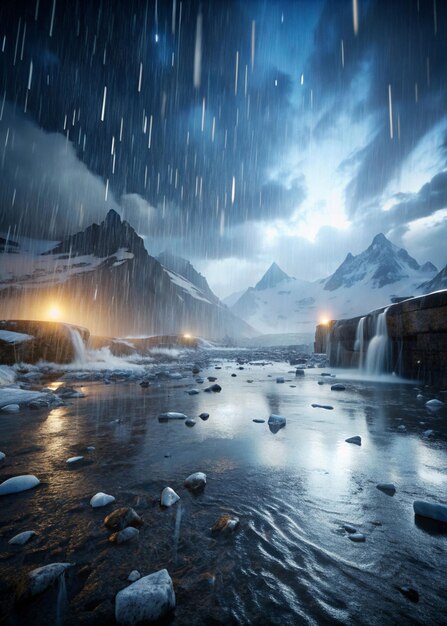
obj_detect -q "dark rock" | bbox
[204,384,222,392]
[104,508,143,531]
[397,586,419,603]
[199,412,209,420]
[331,383,346,391]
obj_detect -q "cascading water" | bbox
[354,316,366,369]
[364,308,390,374]
[68,327,87,364]
[55,571,68,626]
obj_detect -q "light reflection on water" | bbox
[0,359,446,625]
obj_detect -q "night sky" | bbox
[1,0,446,296]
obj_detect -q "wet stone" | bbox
[104,508,143,531]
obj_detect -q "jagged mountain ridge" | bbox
[324,233,433,291]
[0,211,256,339]
[157,251,219,304]
[418,263,447,293]
[255,262,294,290]
[227,233,439,336]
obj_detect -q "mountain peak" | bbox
[371,233,390,246]
[104,209,122,225]
[255,262,293,291]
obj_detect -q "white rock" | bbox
[158,412,187,420]
[1,404,20,413]
[397,424,406,431]
[345,436,361,445]
[8,530,37,545]
[115,569,175,625]
[413,500,447,523]
[416,394,424,401]
[128,570,141,582]
[425,399,444,412]
[0,475,40,496]
[86,446,96,452]
[28,563,71,596]
[184,472,206,491]
[268,414,286,427]
[90,492,116,508]
[0,451,5,461]
[66,456,84,464]
[160,487,180,507]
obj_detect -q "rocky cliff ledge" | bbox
[314,290,447,386]
[0,320,89,365]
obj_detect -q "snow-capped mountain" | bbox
[418,263,447,293]
[228,234,440,337]
[254,262,294,290]
[157,251,219,304]
[0,210,256,339]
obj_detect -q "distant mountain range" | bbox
[0,210,256,339]
[224,233,444,336]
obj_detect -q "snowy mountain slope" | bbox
[0,211,256,339]
[229,234,438,335]
[255,262,294,290]
[157,251,219,304]
[418,262,447,293]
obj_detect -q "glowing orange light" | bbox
[183,333,191,339]
[319,317,329,326]
[48,305,62,320]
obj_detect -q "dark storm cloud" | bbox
[307,0,447,215]
[0,0,303,249]
[385,170,447,227]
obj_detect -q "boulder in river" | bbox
[345,436,361,446]
[331,383,346,391]
[211,514,240,533]
[0,475,40,496]
[204,383,222,392]
[413,500,447,523]
[104,507,143,531]
[184,472,206,492]
[376,483,396,495]
[27,562,71,596]
[160,487,180,507]
[115,569,175,625]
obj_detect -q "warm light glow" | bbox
[48,305,62,320]
[319,317,329,325]
[183,333,191,339]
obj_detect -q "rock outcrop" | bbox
[315,290,447,386]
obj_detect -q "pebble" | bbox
[397,424,406,431]
[27,563,71,596]
[425,399,444,412]
[185,419,196,427]
[348,532,366,542]
[86,446,96,452]
[345,436,361,445]
[422,429,434,438]
[253,419,265,423]
[66,456,84,464]
[268,414,286,428]
[199,412,209,420]
[160,487,180,507]
[128,570,141,583]
[195,377,204,384]
[0,475,40,495]
[311,404,334,410]
[8,530,37,545]
[211,514,240,533]
[276,377,285,383]
[331,384,346,391]
[158,412,187,420]
[376,483,396,495]
[1,404,20,413]
[204,383,222,392]
[184,472,206,492]
[343,524,357,534]
[104,508,143,531]
[90,492,116,508]
[0,451,5,461]
[187,389,200,395]
[397,586,419,603]
[109,527,139,544]
[231,373,237,377]
[295,369,305,376]
[207,376,217,382]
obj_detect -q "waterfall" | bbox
[173,503,183,563]
[364,308,390,374]
[354,316,366,369]
[68,327,86,364]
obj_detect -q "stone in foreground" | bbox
[0,475,40,496]
[184,472,206,492]
[27,563,71,596]
[115,569,175,625]
[211,514,240,533]
[413,500,447,523]
[109,527,140,544]
[8,530,37,545]
[376,483,396,495]
[345,436,361,446]
[348,532,366,542]
[90,492,116,508]
[268,414,286,428]
[331,383,346,391]
[161,487,180,507]
[104,507,143,531]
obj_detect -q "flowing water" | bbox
[0,355,446,625]
[354,316,366,370]
[67,328,87,365]
[364,308,390,375]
